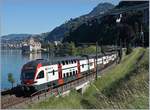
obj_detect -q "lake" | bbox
[1,49,54,90]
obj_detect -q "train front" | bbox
[20,62,38,93]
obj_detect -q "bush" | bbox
[126,46,133,55]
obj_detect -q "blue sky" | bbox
[1,0,120,36]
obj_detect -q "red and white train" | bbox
[20,52,117,92]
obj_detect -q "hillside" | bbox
[2,1,148,44]
[115,1,149,8]
[45,3,114,41]
[1,3,114,42]
[63,1,149,47]
[28,48,149,109]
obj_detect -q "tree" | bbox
[48,43,55,54]
[8,73,15,88]
[67,42,77,56]
[116,22,135,55]
[76,45,96,55]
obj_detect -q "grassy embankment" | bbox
[29,48,149,109]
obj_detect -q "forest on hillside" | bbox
[63,1,149,48]
[42,1,149,57]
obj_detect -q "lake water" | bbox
[1,49,54,90]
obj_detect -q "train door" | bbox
[35,68,47,86]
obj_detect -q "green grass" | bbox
[82,48,148,109]
[83,48,145,97]
[29,89,83,109]
[28,47,149,109]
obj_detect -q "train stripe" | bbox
[35,63,42,80]
[77,60,81,78]
[58,64,64,85]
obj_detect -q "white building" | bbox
[22,37,41,53]
[54,41,61,46]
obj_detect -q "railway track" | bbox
[1,59,117,109]
[1,95,28,109]
[1,77,92,109]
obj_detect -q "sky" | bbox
[1,0,120,36]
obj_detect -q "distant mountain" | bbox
[88,3,114,16]
[1,34,31,41]
[1,3,115,42]
[1,33,46,43]
[45,3,115,41]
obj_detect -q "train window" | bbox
[37,71,44,79]
[74,60,76,63]
[66,60,68,65]
[21,71,34,80]
[71,60,73,64]
[73,71,75,75]
[63,74,66,78]
[53,70,55,75]
[82,64,84,68]
[76,70,78,74]
[70,72,72,76]
[62,61,65,65]
[67,73,69,77]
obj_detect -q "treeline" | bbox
[42,42,99,56]
[43,1,149,56]
[115,1,148,8]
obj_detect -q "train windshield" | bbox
[21,70,35,80]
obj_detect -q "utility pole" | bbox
[116,14,122,63]
[140,25,144,47]
[96,41,98,80]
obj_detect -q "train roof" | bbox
[23,56,84,68]
[84,51,116,58]
[23,59,51,69]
